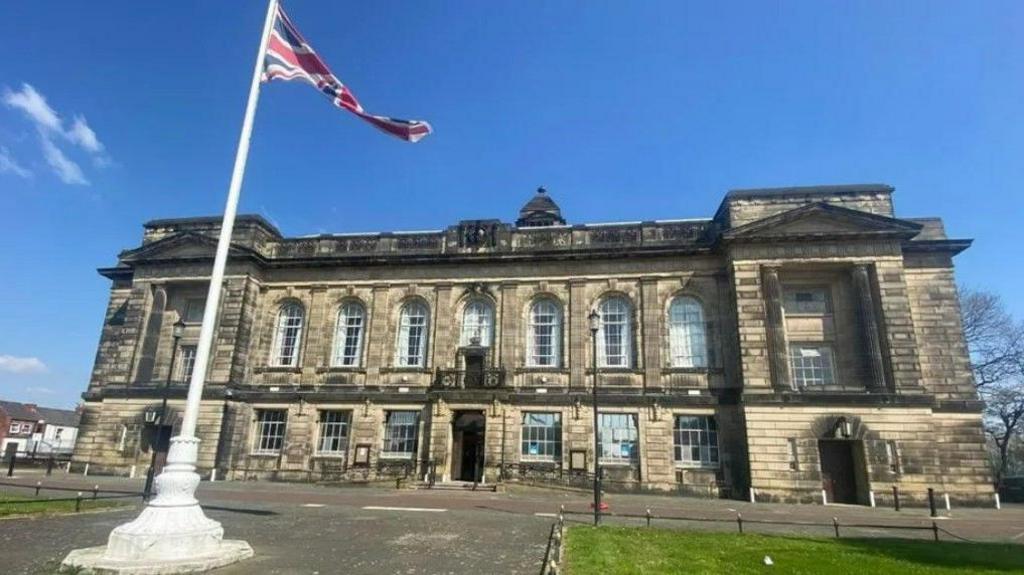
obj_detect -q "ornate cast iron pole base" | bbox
[61,436,253,574]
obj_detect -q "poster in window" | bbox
[529,443,540,456]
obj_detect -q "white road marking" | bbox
[301,503,325,508]
[362,506,447,513]
[534,512,558,518]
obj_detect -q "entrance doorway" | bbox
[818,440,860,504]
[451,411,485,482]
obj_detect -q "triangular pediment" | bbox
[723,202,922,241]
[119,232,256,263]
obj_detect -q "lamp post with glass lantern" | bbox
[588,309,602,525]
[144,318,186,500]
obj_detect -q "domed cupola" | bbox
[516,187,566,227]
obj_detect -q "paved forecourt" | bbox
[1,476,1022,574]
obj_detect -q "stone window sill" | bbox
[254,366,302,374]
[315,366,366,374]
[380,367,431,374]
[249,451,280,458]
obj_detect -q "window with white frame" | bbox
[316,410,351,456]
[527,299,561,367]
[783,287,830,315]
[668,296,707,368]
[599,413,638,464]
[332,302,365,367]
[460,299,494,347]
[673,415,719,467]
[178,345,197,382]
[183,297,206,323]
[382,411,419,457]
[789,344,836,387]
[271,303,304,367]
[521,412,562,461]
[253,409,287,454]
[8,422,18,434]
[598,297,632,368]
[396,302,429,367]
[885,440,901,474]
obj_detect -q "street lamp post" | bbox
[588,309,601,526]
[144,319,186,500]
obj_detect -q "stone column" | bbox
[853,264,889,392]
[640,279,661,391]
[568,280,588,390]
[499,283,519,372]
[761,266,791,391]
[365,285,391,378]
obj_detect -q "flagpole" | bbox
[182,0,277,440]
[62,0,277,570]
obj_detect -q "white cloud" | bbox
[0,146,31,179]
[3,83,61,132]
[2,82,109,185]
[67,115,104,153]
[0,355,48,374]
[40,135,88,185]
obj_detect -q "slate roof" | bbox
[0,400,79,427]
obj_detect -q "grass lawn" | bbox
[0,493,132,518]
[565,526,1024,574]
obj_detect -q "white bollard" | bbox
[64,461,71,474]
[869,491,876,508]
[749,487,756,503]
[83,463,89,477]
[944,493,951,511]
[995,493,1001,510]
[821,489,828,505]
[129,465,136,479]
[210,468,217,482]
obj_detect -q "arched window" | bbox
[668,296,707,368]
[396,301,429,367]
[527,299,561,367]
[332,302,366,367]
[460,299,494,347]
[272,303,304,367]
[598,296,632,368]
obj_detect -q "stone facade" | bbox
[72,184,993,504]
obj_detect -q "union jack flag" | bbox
[261,4,432,143]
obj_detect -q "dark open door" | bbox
[452,411,485,482]
[153,425,172,473]
[819,440,858,504]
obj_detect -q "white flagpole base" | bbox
[61,436,253,574]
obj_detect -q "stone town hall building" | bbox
[72,184,993,504]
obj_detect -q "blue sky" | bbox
[1,1,1021,408]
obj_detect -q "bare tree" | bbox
[959,286,1024,484]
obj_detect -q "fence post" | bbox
[646,508,652,528]
[928,488,937,518]
[892,486,900,511]
[35,481,41,497]
[932,521,939,542]
[736,512,743,534]
[832,517,840,538]
[75,492,83,512]
[92,485,99,500]
[6,451,15,477]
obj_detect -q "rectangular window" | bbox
[673,415,719,467]
[382,411,419,457]
[183,298,206,323]
[886,440,901,474]
[598,413,638,465]
[317,410,351,456]
[788,438,800,471]
[521,412,562,462]
[783,287,830,315]
[178,345,197,382]
[789,344,836,387]
[253,409,287,454]
[9,423,19,434]
[22,423,33,434]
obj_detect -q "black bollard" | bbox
[928,488,937,517]
[893,485,901,511]
[46,456,54,477]
[6,451,15,477]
